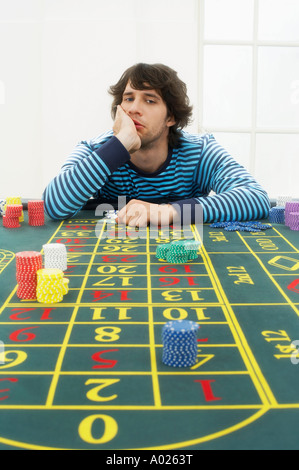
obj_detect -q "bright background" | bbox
[0,0,298,200]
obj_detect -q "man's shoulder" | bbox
[178,131,215,150]
[79,130,114,149]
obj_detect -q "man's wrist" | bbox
[115,131,136,154]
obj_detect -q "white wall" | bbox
[0,0,298,200]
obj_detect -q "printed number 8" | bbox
[95,327,121,342]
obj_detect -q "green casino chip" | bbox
[156,238,201,263]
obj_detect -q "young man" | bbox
[43,63,270,226]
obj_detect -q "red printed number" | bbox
[9,327,39,342]
[91,349,119,369]
[288,279,299,293]
[0,378,18,401]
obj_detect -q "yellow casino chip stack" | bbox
[36,268,66,304]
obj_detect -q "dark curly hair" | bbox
[108,63,193,148]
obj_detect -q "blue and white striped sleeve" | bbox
[173,135,270,224]
[43,136,130,220]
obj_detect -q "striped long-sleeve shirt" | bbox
[43,130,270,223]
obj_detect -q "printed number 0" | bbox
[78,414,118,444]
[95,327,121,342]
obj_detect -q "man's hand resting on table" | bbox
[116,199,179,227]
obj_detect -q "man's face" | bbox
[121,81,175,150]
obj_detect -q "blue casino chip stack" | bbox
[210,221,272,232]
[269,207,285,224]
[162,320,199,367]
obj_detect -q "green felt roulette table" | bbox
[0,210,299,450]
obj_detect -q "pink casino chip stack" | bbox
[285,202,299,227]
[289,212,299,231]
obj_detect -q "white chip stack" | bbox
[43,243,68,271]
[0,199,6,216]
[276,196,293,208]
[104,210,118,221]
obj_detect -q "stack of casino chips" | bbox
[36,268,69,304]
[28,200,45,226]
[269,206,285,224]
[156,239,201,264]
[289,212,299,231]
[104,210,118,221]
[285,202,299,228]
[276,196,292,208]
[43,243,68,271]
[210,221,272,232]
[16,251,43,300]
[0,199,6,216]
[3,204,23,228]
[5,197,24,222]
[162,320,199,367]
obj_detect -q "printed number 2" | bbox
[85,378,120,402]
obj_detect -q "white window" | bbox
[198,0,299,199]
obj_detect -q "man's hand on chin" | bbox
[116,199,179,227]
[113,105,141,154]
